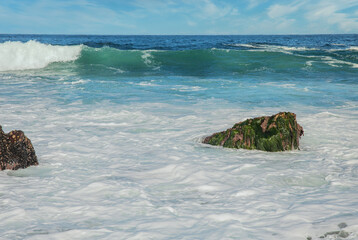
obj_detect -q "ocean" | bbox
[0,34,358,239]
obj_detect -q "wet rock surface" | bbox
[338,223,348,229]
[0,125,38,170]
[318,230,351,239]
[307,223,353,240]
[203,112,304,152]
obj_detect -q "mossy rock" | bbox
[203,112,304,152]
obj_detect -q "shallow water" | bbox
[0,35,358,239]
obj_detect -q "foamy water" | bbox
[1,35,358,239]
[0,41,82,71]
[1,74,358,239]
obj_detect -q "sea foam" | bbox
[1,35,358,239]
[228,43,318,52]
[0,40,82,71]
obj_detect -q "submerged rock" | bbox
[312,223,351,239]
[338,222,348,229]
[0,125,38,170]
[320,230,350,239]
[203,112,304,152]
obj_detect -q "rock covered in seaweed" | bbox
[203,112,304,152]
[0,125,38,170]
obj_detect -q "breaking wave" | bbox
[0,40,82,71]
[1,40,358,74]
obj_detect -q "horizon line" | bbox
[1,33,357,36]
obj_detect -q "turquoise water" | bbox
[0,35,358,239]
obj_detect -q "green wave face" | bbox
[50,46,358,76]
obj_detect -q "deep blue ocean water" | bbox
[0,35,358,239]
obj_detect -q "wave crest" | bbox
[0,40,82,71]
[226,43,318,52]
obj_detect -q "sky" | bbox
[0,0,357,35]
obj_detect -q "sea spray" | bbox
[0,40,82,71]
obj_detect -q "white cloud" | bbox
[247,0,267,9]
[267,3,301,19]
[0,0,137,34]
[1,0,357,34]
[187,20,197,26]
[305,0,358,33]
[181,0,236,20]
[131,0,176,13]
[203,0,221,16]
[203,0,234,18]
[276,18,296,30]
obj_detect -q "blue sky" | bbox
[0,0,357,34]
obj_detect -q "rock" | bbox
[338,230,349,238]
[324,231,340,237]
[0,125,38,170]
[203,112,304,152]
[320,230,350,239]
[338,222,348,229]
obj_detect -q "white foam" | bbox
[271,45,318,51]
[106,66,125,73]
[0,40,82,71]
[235,190,257,197]
[63,79,88,85]
[260,82,297,89]
[306,61,314,67]
[1,76,358,239]
[137,80,159,86]
[328,46,358,52]
[141,51,153,65]
[322,56,358,68]
[208,213,241,222]
[229,43,318,53]
[171,85,207,92]
[229,43,259,48]
[331,43,346,46]
[347,46,358,51]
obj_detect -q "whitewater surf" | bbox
[0,35,358,240]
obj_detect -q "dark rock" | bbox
[338,222,348,229]
[320,230,350,239]
[203,112,304,152]
[338,230,349,238]
[0,125,38,170]
[324,231,340,237]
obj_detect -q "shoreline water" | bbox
[0,34,357,239]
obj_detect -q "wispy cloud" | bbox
[305,0,358,32]
[0,0,136,34]
[130,0,177,13]
[267,1,303,19]
[0,0,357,34]
[179,0,237,20]
[247,0,267,9]
[202,0,232,18]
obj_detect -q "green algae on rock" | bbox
[203,112,304,152]
[0,125,38,170]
